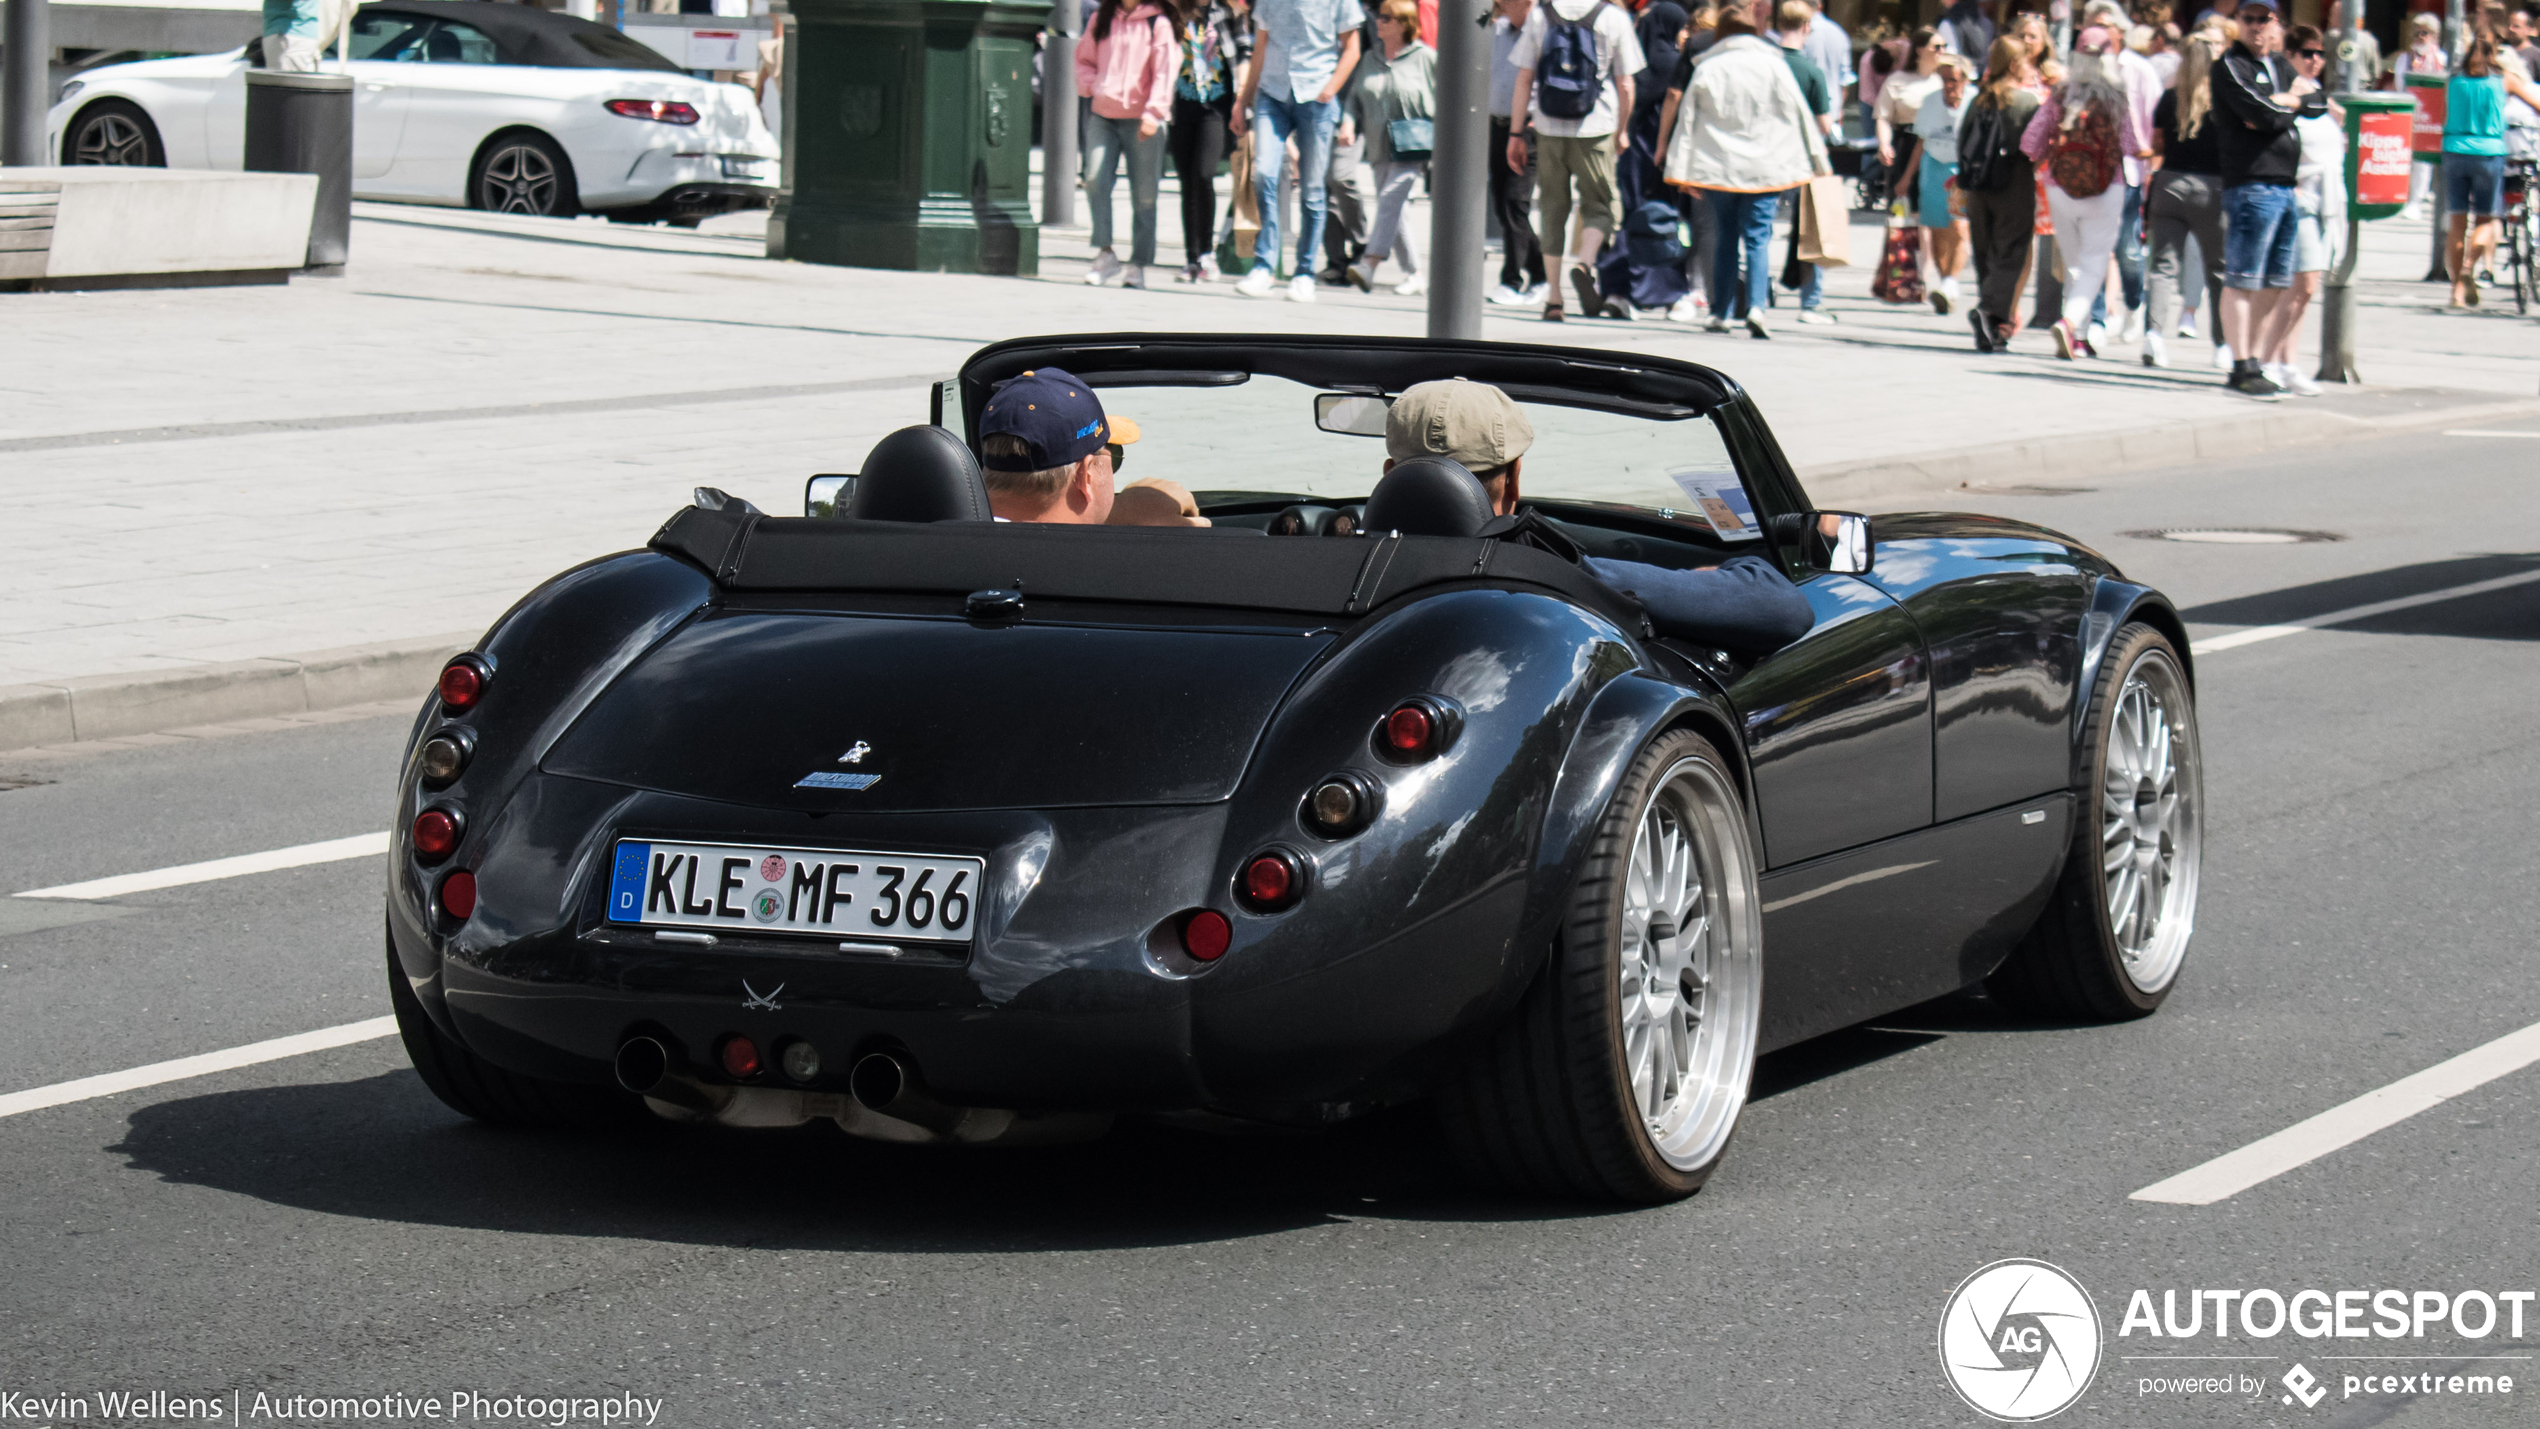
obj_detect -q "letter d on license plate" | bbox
[607,839,982,944]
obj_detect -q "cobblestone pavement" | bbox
[2,192,2529,690]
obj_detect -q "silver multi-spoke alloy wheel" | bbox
[2101,648,2199,995]
[1620,755,1761,1173]
[479,142,562,215]
[73,110,154,165]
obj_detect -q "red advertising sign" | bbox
[2355,109,2415,206]
[2405,72,2447,155]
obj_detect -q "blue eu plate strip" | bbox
[607,841,650,922]
[795,772,881,790]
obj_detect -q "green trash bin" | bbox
[2338,92,2418,224]
[769,0,1042,276]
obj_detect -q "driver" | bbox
[979,368,1207,526]
[1383,379,1815,652]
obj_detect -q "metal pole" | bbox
[2425,167,2448,280]
[2317,213,2362,382]
[1039,0,1077,230]
[2,0,49,166]
[1427,0,1487,338]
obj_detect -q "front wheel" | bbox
[1436,728,1764,1203]
[1990,622,2204,1019]
[66,100,164,166]
[470,131,578,217]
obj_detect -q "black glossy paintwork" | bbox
[382,334,2193,1121]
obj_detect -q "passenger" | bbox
[978,368,1209,525]
[1382,378,1815,651]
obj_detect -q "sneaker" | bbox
[2267,362,2321,397]
[2120,306,2146,344]
[1704,314,1731,332]
[2085,319,2109,351]
[2228,365,2285,400]
[1968,309,1995,353]
[1993,322,2017,350]
[2142,330,2168,368]
[2052,318,2078,360]
[1795,309,1837,324]
[1178,262,1203,284]
[1289,274,1317,303]
[1392,272,1427,296]
[1086,249,1121,286]
[1233,266,1276,298]
[2178,314,2199,340]
[1345,259,1376,293]
[2212,342,2235,372]
[1605,300,1639,319]
[1668,296,1702,322]
[1568,263,1603,321]
[1744,311,1771,339]
[1932,289,1953,316]
[1487,283,1532,306]
[1122,265,1145,290]
[1942,276,1963,306]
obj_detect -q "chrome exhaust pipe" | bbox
[614,1036,730,1115]
[848,1051,965,1135]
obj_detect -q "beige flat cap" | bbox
[1385,378,1535,471]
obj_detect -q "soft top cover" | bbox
[650,506,1647,627]
[356,0,686,71]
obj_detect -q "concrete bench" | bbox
[0,167,317,293]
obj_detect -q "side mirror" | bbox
[1314,392,1391,437]
[1809,512,1873,574]
[805,474,855,518]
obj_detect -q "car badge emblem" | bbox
[796,771,881,790]
[741,979,784,1012]
[839,741,872,764]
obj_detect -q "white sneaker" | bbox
[1794,309,1836,325]
[1668,296,1702,322]
[1122,265,1145,290]
[2211,342,2235,372]
[2142,330,2168,368]
[2085,320,2109,350]
[1704,315,1731,332]
[2178,314,2199,339]
[1086,249,1121,286]
[1289,275,1316,303]
[1392,272,1427,296]
[1233,266,1276,298]
[2268,362,2321,397]
[2119,306,2145,343]
[1941,276,1963,306]
[1487,283,1532,306]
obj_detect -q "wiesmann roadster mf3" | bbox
[385,334,2204,1203]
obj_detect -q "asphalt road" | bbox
[3,419,2537,1429]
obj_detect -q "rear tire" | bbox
[65,99,164,166]
[1436,728,1763,1203]
[469,131,578,217]
[1989,622,2203,1020]
[387,931,633,1127]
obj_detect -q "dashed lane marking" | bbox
[0,1017,400,1121]
[2194,568,2540,653]
[12,831,389,901]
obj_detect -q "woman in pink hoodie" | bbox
[1077,0,1180,288]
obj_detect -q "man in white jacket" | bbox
[1656,14,1828,336]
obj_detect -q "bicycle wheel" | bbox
[2517,202,2536,315]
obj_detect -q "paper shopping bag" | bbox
[1795,175,1851,267]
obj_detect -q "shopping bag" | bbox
[1227,130,1261,266]
[1871,222,1925,304]
[1794,174,1851,267]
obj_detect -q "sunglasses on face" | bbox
[2294,45,2322,56]
[1105,442,1126,471]
[2239,11,2276,23]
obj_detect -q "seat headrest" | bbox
[846,425,993,523]
[1361,456,1495,539]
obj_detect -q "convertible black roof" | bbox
[651,505,1649,629]
[356,0,685,71]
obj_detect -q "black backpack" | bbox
[1955,96,2012,192]
[1535,2,1608,120]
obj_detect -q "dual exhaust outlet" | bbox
[613,1036,972,1138]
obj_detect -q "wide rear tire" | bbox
[387,931,634,1127]
[469,130,579,218]
[1990,622,2203,1020]
[1437,728,1764,1203]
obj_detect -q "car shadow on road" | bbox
[2182,552,2540,643]
[106,1072,1611,1252]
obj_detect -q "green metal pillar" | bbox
[769,0,1041,275]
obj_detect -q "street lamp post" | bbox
[1040,0,1077,229]
[1426,0,1487,338]
[2,0,48,166]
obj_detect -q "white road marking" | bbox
[0,1016,400,1121]
[12,831,389,901]
[2195,568,2540,653]
[2442,429,2540,438]
[2129,1018,2540,1205]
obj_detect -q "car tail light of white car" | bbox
[605,99,699,125]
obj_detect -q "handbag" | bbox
[1870,220,1925,304]
[1386,117,1434,159]
[1794,174,1851,267]
[1226,129,1261,265]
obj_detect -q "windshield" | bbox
[1088,374,1761,544]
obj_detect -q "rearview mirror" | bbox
[1314,392,1391,437]
[805,474,854,519]
[1808,512,1873,574]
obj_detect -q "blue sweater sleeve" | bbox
[1581,553,1817,653]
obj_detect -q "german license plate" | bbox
[606,839,982,944]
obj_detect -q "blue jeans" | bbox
[1705,189,1780,319]
[2222,182,2299,289]
[1251,93,1341,276]
[1082,112,1166,267]
[2090,181,2145,327]
[1778,189,1823,308]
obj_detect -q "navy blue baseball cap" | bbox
[979,368,1137,472]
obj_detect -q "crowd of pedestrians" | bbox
[1057,0,2540,397]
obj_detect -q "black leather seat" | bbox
[1360,457,1494,538]
[846,426,993,523]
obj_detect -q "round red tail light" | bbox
[438,869,477,921]
[1374,696,1462,762]
[1383,704,1432,755]
[1182,909,1232,961]
[437,657,488,711]
[411,808,461,861]
[1238,850,1304,912]
[719,1035,762,1079]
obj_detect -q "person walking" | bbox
[1232,0,1366,301]
[1508,0,1647,320]
[2213,0,2324,398]
[1078,0,1181,289]
[1595,0,1696,316]
[1935,0,1996,66]
[2395,13,2446,216]
[1958,35,2045,350]
[2142,30,2229,368]
[1878,28,1946,222]
[1660,10,1828,336]
[1321,9,1381,283]
[2262,23,2342,392]
[2442,32,2540,304]
[2082,5,2161,345]
[1346,0,1439,293]
[1167,0,1250,282]
[1901,53,1975,313]
[1488,0,1550,303]
[1770,0,1842,322]
[1799,0,1858,116]
[2020,29,2141,358]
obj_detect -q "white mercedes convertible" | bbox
[47,0,777,225]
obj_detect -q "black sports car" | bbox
[385,334,2204,1203]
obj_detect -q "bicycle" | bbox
[2508,156,2537,316]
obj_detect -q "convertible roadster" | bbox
[385,334,2203,1203]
